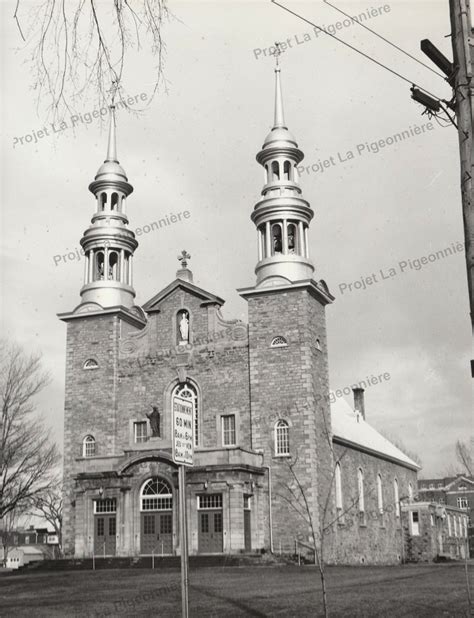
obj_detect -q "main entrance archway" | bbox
[140,478,173,555]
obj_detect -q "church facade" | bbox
[59,67,419,564]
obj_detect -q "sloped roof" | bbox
[444,476,474,490]
[331,398,420,471]
[143,278,224,313]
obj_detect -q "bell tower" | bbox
[79,102,138,308]
[252,52,314,287]
[239,53,335,552]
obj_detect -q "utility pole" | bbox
[449,0,474,372]
[414,2,473,372]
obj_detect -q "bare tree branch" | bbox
[15,0,170,122]
[455,439,473,476]
[29,475,63,554]
[0,339,60,520]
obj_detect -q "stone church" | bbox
[59,65,420,564]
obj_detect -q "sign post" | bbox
[172,394,194,618]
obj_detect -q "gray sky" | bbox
[1,0,471,477]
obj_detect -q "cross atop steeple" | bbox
[178,250,191,269]
[108,80,119,106]
[274,41,283,68]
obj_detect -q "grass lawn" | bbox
[0,563,471,617]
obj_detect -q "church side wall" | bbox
[330,443,417,564]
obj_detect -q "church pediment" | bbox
[142,279,225,314]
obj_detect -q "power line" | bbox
[270,0,448,103]
[322,0,446,80]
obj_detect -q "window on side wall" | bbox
[83,435,96,457]
[221,415,236,447]
[410,511,420,536]
[274,420,290,456]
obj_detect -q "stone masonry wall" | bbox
[62,314,121,556]
[118,288,251,452]
[247,287,333,552]
[331,443,417,564]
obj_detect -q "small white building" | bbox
[5,546,44,570]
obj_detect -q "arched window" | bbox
[111,192,119,210]
[358,468,365,512]
[275,420,290,456]
[335,463,343,510]
[394,479,400,517]
[140,478,173,511]
[83,435,96,457]
[315,339,322,351]
[95,251,105,280]
[270,336,287,348]
[258,224,266,259]
[377,474,384,514]
[271,161,280,181]
[283,160,291,181]
[408,482,414,501]
[100,192,107,210]
[123,252,129,284]
[109,251,118,280]
[271,224,282,254]
[173,382,199,447]
[287,223,297,254]
[83,359,99,370]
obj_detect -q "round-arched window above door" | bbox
[140,478,173,511]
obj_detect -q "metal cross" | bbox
[108,80,119,106]
[178,250,191,268]
[274,41,283,67]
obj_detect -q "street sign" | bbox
[172,395,194,466]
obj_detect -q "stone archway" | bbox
[118,453,179,556]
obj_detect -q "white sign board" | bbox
[172,395,194,466]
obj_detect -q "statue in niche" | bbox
[146,405,161,438]
[179,311,189,342]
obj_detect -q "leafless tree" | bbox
[379,429,422,468]
[0,339,60,521]
[455,439,473,477]
[274,440,371,618]
[29,475,63,555]
[14,0,170,121]
[270,398,392,617]
[1,508,21,567]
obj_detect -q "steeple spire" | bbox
[250,58,315,288]
[106,80,118,162]
[78,95,139,309]
[273,43,286,129]
[106,104,118,162]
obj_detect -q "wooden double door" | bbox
[140,512,173,554]
[198,510,223,553]
[94,515,116,556]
